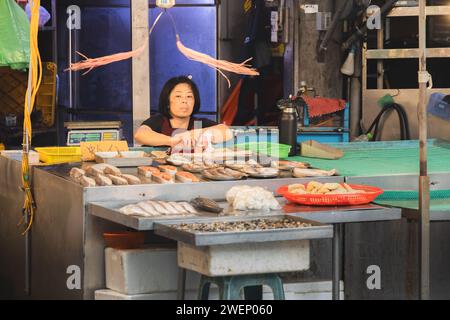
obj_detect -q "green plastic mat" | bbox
[235,142,291,159]
[373,189,450,211]
[374,198,450,211]
[288,140,450,177]
[376,189,450,201]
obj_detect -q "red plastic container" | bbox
[277,184,384,206]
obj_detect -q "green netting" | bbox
[288,140,450,177]
[377,189,450,201]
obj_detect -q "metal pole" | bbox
[417,0,430,300]
[131,0,151,146]
[332,224,341,300]
[177,267,186,300]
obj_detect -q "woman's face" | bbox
[169,83,195,119]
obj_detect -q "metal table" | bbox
[89,195,401,300]
[284,203,402,300]
[347,173,450,300]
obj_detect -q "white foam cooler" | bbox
[105,246,200,295]
[177,240,310,277]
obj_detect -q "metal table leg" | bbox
[332,224,342,300]
[177,267,186,300]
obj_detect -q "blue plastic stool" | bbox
[198,274,285,300]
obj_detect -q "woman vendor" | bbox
[134,76,232,151]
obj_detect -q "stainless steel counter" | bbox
[0,155,342,299]
[2,153,448,300]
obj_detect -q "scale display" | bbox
[67,130,120,146]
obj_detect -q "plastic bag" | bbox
[25,4,51,27]
[0,0,30,70]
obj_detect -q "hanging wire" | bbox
[20,0,43,235]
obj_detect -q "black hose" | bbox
[319,1,355,53]
[366,103,411,141]
[342,0,398,51]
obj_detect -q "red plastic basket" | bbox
[277,184,384,206]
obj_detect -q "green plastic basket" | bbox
[234,142,292,159]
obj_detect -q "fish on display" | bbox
[202,167,247,181]
[120,174,142,185]
[292,168,337,178]
[118,201,198,217]
[138,166,161,178]
[175,171,201,183]
[167,154,192,166]
[152,171,174,184]
[159,165,178,176]
[95,174,113,186]
[190,197,223,214]
[271,160,310,171]
[241,167,279,178]
[107,174,129,185]
[181,163,206,173]
[150,150,169,159]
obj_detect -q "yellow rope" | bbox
[21,0,42,235]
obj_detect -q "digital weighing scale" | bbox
[65,121,122,146]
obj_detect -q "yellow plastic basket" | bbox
[35,147,82,164]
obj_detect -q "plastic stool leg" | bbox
[266,275,285,300]
[198,277,211,300]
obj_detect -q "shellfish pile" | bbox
[174,218,312,233]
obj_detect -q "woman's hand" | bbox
[171,130,201,152]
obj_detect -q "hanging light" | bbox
[156,0,175,9]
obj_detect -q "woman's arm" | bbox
[205,124,233,144]
[134,125,179,147]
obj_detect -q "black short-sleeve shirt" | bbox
[142,114,218,137]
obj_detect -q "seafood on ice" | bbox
[182,163,219,173]
[158,165,178,176]
[202,167,247,181]
[70,164,142,187]
[224,159,261,171]
[292,168,337,178]
[120,174,141,185]
[69,168,85,182]
[167,154,193,166]
[241,167,279,178]
[150,151,169,159]
[175,171,201,183]
[190,197,223,214]
[119,200,198,217]
[226,186,281,212]
[152,171,174,184]
[271,160,310,171]
[138,166,161,178]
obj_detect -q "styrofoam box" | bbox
[105,247,200,296]
[178,240,310,277]
[1,150,40,164]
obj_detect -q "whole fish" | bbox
[191,197,223,214]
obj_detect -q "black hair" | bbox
[158,76,201,118]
